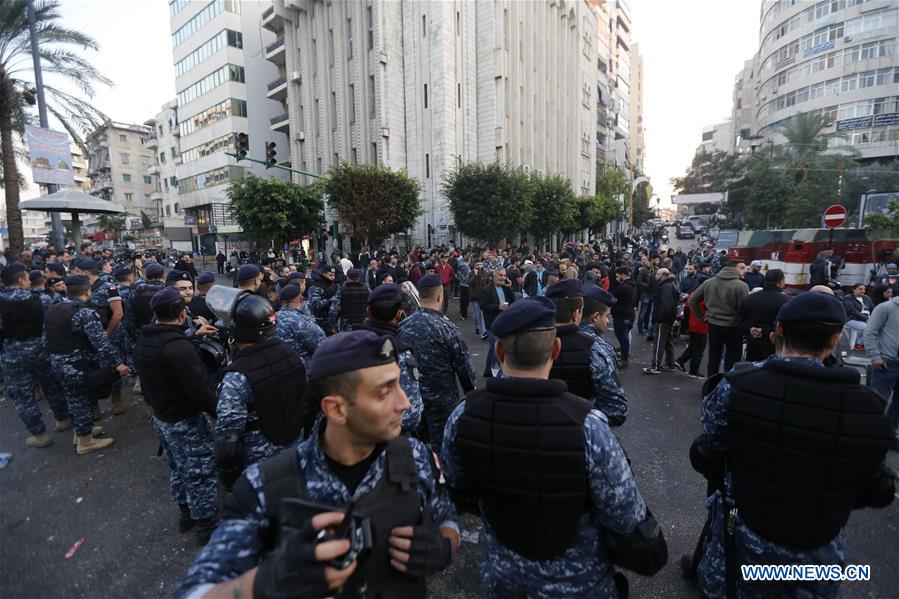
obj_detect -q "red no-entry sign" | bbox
[823,204,847,229]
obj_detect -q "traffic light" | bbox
[235,132,249,160]
[265,141,277,168]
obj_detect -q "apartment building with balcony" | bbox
[169,0,288,250]
[85,121,155,216]
[754,0,898,160]
[628,42,645,174]
[264,0,597,246]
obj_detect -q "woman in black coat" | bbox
[842,283,874,348]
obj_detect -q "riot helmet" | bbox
[232,293,277,342]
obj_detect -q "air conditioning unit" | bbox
[295,131,305,141]
[520,164,530,174]
[290,71,302,83]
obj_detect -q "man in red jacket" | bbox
[674,294,708,378]
[434,255,455,313]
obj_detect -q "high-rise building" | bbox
[698,119,734,154]
[86,121,155,216]
[265,0,598,246]
[70,144,90,191]
[753,0,898,160]
[731,56,760,154]
[628,42,645,174]
[169,0,289,252]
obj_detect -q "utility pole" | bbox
[27,0,64,249]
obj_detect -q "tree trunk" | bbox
[0,90,24,261]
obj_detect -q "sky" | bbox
[29,0,762,209]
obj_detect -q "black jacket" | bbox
[611,279,637,321]
[480,285,516,330]
[738,284,791,335]
[174,261,199,278]
[653,277,679,325]
[842,293,874,322]
[133,324,217,422]
[367,269,379,290]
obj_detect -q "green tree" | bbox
[323,161,421,244]
[140,210,153,229]
[1,0,111,259]
[739,155,793,229]
[443,161,533,244]
[95,213,125,241]
[227,175,323,245]
[569,194,622,236]
[864,199,899,235]
[779,111,830,183]
[528,172,576,247]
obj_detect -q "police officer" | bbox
[43,275,66,305]
[329,268,369,332]
[214,292,307,490]
[177,330,460,599]
[691,292,895,597]
[274,283,325,370]
[307,265,339,333]
[442,296,666,597]
[45,275,130,455]
[356,283,423,434]
[580,286,628,427]
[235,263,264,294]
[546,279,626,426]
[133,287,220,545]
[190,272,217,322]
[398,274,476,449]
[0,264,70,447]
[124,263,166,396]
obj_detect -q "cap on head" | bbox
[776,292,846,325]
[29,270,44,284]
[1,263,27,281]
[45,262,66,276]
[307,331,399,381]
[417,274,442,289]
[196,272,216,286]
[75,258,99,272]
[287,271,305,281]
[64,274,90,287]
[545,278,583,299]
[368,283,402,305]
[237,264,261,282]
[491,296,557,338]
[584,286,618,306]
[166,269,193,285]
[347,268,361,279]
[278,283,302,302]
[145,263,165,279]
[150,286,183,310]
[113,265,131,279]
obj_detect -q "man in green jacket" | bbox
[688,259,748,377]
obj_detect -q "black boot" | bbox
[178,504,197,533]
[196,517,220,546]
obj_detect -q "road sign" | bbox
[823,204,847,228]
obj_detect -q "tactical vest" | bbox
[0,294,44,340]
[257,436,425,598]
[133,282,163,327]
[133,325,202,422]
[549,324,595,400]
[455,377,592,560]
[726,359,893,550]
[91,278,113,327]
[224,338,306,445]
[45,303,94,355]
[339,282,369,327]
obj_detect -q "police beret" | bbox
[307,331,399,381]
[75,258,99,271]
[166,269,193,284]
[1,263,27,279]
[545,278,583,299]
[46,276,63,286]
[584,286,617,306]
[347,268,361,279]
[367,283,402,304]
[279,283,301,302]
[776,292,846,325]
[64,274,89,287]
[491,296,557,338]
[29,270,44,283]
[236,264,260,281]
[196,272,216,286]
[112,265,131,278]
[145,263,165,279]
[45,262,66,276]
[150,286,184,310]
[287,271,305,281]
[96,259,108,269]
[321,265,336,274]
[417,274,442,289]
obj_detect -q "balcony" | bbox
[270,112,290,133]
[265,38,286,66]
[89,177,113,195]
[150,191,163,202]
[267,75,288,102]
[148,164,160,175]
[144,137,158,149]
[261,5,283,32]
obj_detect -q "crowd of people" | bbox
[0,230,896,598]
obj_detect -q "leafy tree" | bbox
[528,172,576,247]
[778,111,829,183]
[140,210,153,229]
[1,0,111,259]
[738,155,792,230]
[569,194,623,235]
[227,175,323,245]
[323,161,421,244]
[443,161,533,244]
[95,213,124,241]
[864,199,899,235]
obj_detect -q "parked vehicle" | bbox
[676,225,696,239]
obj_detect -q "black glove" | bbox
[253,518,330,599]
[214,433,244,492]
[403,524,452,577]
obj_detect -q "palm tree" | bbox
[0,0,111,259]
[95,213,125,241]
[778,111,830,184]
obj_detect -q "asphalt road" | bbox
[1,291,897,598]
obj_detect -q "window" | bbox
[123,174,132,182]
[143,175,152,184]
[370,142,377,163]
[179,99,247,137]
[330,92,337,131]
[170,176,178,186]
[178,166,244,192]
[859,70,876,88]
[349,84,356,123]
[176,64,245,106]
[422,14,427,37]
[164,179,169,190]
[120,152,130,164]
[456,11,460,35]
[124,192,134,202]
[367,6,374,50]
[347,17,353,59]
[180,132,234,164]
[172,0,240,47]
[160,151,166,164]
[175,30,244,77]
[457,83,461,108]
[423,84,428,109]
[351,147,357,163]
[333,153,339,167]
[118,134,127,143]
[425,153,430,178]
[328,29,334,66]
[312,39,318,75]
[314,99,320,136]
[170,0,190,17]
[158,125,164,136]
[174,203,180,214]
[368,75,376,116]
[166,205,171,217]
